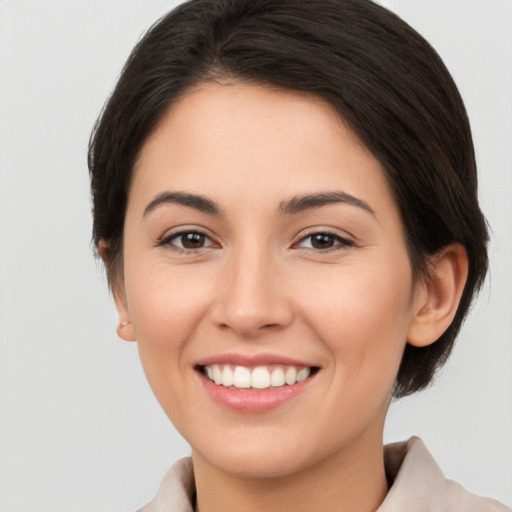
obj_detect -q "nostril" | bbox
[217,322,282,335]
[211,290,294,336]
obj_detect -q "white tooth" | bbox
[285,366,297,385]
[212,364,222,385]
[221,366,234,387]
[270,367,285,387]
[296,367,310,382]
[251,366,271,389]
[233,366,251,388]
[206,366,214,380]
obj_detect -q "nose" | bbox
[210,246,294,338]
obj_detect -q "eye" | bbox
[296,232,353,250]
[160,230,215,250]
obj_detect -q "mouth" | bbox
[197,363,320,391]
[194,354,321,411]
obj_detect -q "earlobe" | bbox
[117,318,136,342]
[407,243,468,348]
[98,240,136,342]
[112,288,136,342]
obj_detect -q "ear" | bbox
[407,243,468,348]
[98,240,136,342]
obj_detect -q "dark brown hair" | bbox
[88,0,489,397]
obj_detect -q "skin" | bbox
[105,82,468,512]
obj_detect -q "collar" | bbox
[139,437,510,512]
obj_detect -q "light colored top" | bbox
[138,437,511,511]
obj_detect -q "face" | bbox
[117,82,424,478]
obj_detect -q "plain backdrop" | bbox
[0,1,511,510]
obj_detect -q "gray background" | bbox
[0,1,511,510]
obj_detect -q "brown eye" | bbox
[310,234,336,249]
[181,232,206,249]
[296,232,354,251]
[161,230,215,251]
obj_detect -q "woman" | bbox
[88,0,510,510]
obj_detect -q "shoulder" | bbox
[380,437,511,512]
[136,457,195,512]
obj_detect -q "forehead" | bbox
[130,81,396,218]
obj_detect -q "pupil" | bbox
[183,232,205,249]
[312,234,334,249]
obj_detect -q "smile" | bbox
[202,364,313,390]
[195,355,320,411]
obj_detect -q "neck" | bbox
[192,432,389,512]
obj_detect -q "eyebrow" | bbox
[279,191,376,216]
[143,190,375,218]
[143,191,223,217]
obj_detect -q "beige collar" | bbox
[139,437,510,512]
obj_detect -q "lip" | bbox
[195,352,315,368]
[195,353,319,412]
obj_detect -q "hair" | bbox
[88,0,489,398]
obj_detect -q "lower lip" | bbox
[198,371,316,412]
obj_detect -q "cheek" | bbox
[125,260,211,343]
[122,260,215,399]
[297,260,414,382]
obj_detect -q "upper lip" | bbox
[195,352,318,368]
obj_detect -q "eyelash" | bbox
[158,229,354,254]
[157,230,217,254]
[294,231,355,252]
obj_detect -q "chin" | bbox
[197,446,310,479]
[189,424,333,480]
